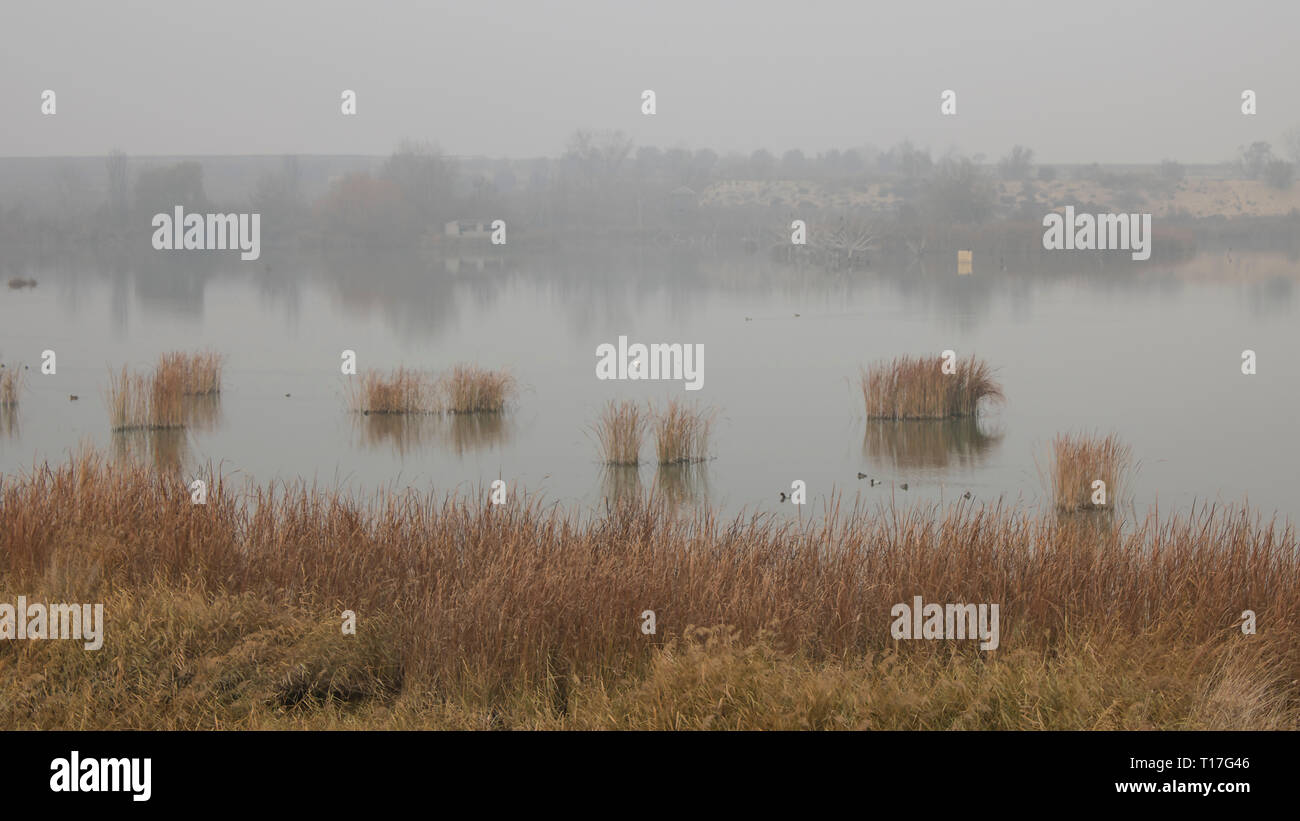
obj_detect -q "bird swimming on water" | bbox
[899,482,909,491]
[779,491,788,502]
[857,472,867,479]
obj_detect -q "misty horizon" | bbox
[3,0,1298,163]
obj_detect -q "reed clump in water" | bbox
[0,366,19,437]
[593,399,647,465]
[1047,431,1133,513]
[0,367,20,407]
[1,449,1297,729]
[652,399,714,465]
[348,368,440,415]
[861,355,1003,419]
[441,364,516,414]
[107,365,185,431]
[158,351,223,396]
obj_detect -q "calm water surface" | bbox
[1,246,1296,523]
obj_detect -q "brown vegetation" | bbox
[107,365,185,431]
[0,367,19,407]
[347,365,516,416]
[1046,432,1133,513]
[347,368,440,415]
[158,351,223,396]
[593,399,647,465]
[861,355,1003,420]
[441,364,515,414]
[1,450,1295,729]
[652,399,714,465]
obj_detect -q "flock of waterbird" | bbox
[777,473,973,502]
[774,478,972,504]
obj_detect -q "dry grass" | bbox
[652,399,714,465]
[861,355,1004,420]
[347,365,516,416]
[1046,432,1133,513]
[441,365,515,414]
[0,449,1296,729]
[593,399,647,465]
[158,351,223,396]
[347,368,439,415]
[107,365,185,431]
[0,367,20,407]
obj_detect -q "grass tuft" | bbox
[107,365,185,431]
[593,399,647,465]
[652,399,714,465]
[348,368,440,415]
[157,351,223,396]
[441,364,515,414]
[861,354,1003,419]
[0,366,20,407]
[1046,431,1133,512]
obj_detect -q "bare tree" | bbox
[1282,126,1300,166]
[564,129,634,191]
[998,145,1035,181]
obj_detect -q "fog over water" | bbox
[2,0,1298,161]
[3,248,1297,522]
[1,0,1298,527]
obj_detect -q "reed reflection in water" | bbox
[354,411,513,458]
[112,428,190,474]
[862,417,1003,471]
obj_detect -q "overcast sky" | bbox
[2,0,1297,162]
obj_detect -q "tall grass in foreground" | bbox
[107,365,185,431]
[652,399,714,465]
[441,365,516,413]
[1,449,1296,729]
[861,354,1003,419]
[593,399,647,465]
[347,368,440,414]
[1047,432,1133,513]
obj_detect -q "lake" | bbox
[2,243,1297,524]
